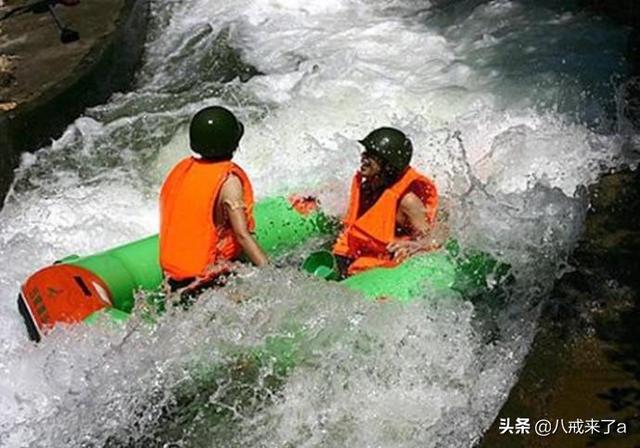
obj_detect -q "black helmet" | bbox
[359,127,413,172]
[189,106,244,160]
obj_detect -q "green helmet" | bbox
[359,127,413,172]
[189,106,244,160]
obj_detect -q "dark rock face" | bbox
[577,1,640,131]
[558,1,638,138]
[577,0,640,29]
[622,11,640,131]
[624,28,640,131]
[0,0,150,206]
[479,4,639,446]
[480,171,640,447]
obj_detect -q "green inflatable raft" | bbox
[18,195,508,341]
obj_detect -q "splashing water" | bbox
[0,0,637,446]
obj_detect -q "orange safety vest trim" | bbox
[332,167,437,275]
[159,157,255,281]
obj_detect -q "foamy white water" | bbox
[0,0,636,446]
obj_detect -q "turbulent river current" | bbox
[0,0,637,446]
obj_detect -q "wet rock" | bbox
[575,1,640,133]
[156,25,262,95]
[480,170,640,447]
[576,0,640,29]
[0,54,16,88]
[0,0,149,206]
[622,25,640,131]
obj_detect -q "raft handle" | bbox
[73,276,92,296]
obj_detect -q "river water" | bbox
[0,0,637,446]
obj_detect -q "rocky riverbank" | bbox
[0,0,149,206]
[479,1,640,445]
[480,169,640,447]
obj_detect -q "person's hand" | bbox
[387,240,424,262]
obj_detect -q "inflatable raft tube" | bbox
[18,196,333,341]
[302,238,509,303]
[18,196,508,341]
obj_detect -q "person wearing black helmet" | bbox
[332,127,440,277]
[159,106,268,295]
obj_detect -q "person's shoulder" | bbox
[399,191,423,210]
[221,173,243,197]
[407,171,437,199]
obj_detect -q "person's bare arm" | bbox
[387,192,440,262]
[219,175,269,267]
[399,192,432,235]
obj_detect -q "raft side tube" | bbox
[18,196,333,339]
[66,235,163,312]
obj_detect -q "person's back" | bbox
[159,106,268,294]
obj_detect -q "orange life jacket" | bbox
[332,167,437,275]
[159,157,255,281]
